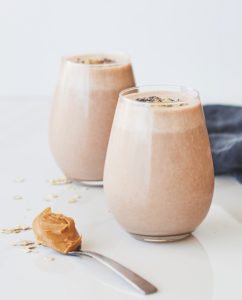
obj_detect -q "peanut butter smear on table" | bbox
[32,208,81,254]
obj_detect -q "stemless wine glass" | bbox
[49,53,135,185]
[104,85,214,242]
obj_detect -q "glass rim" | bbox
[120,84,199,98]
[119,84,200,106]
[62,52,131,67]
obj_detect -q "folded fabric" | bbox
[203,105,242,183]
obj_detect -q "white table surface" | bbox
[1,97,242,300]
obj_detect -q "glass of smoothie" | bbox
[49,53,135,185]
[104,85,214,242]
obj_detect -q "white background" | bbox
[1,0,242,103]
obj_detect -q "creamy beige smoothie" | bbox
[49,53,135,182]
[104,86,214,241]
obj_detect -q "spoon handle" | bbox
[71,250,157,295]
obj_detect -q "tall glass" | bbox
[49,53,135,184]
[104,85,214,242]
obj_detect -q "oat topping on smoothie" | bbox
[76,57,115,64]
[135,96,187,106]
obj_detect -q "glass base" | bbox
[80,180,103,187]
[73,180,103,187]
[130,232,191,242]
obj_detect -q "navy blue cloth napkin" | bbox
[203,105,242,183]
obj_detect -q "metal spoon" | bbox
[68,249,157,295]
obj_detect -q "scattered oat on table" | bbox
[48,177,72,185]
[66,185,77,191]
[44,256,55,262]
[68,195,81,203]
[13,195,23,200]
[13,240,38,253]
[0,225,32,234]
[22,248,33,253]
[43,194,59,201]
[13,177,25,183]
[13,240,35,247]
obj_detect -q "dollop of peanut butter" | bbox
[32,208,81,254]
